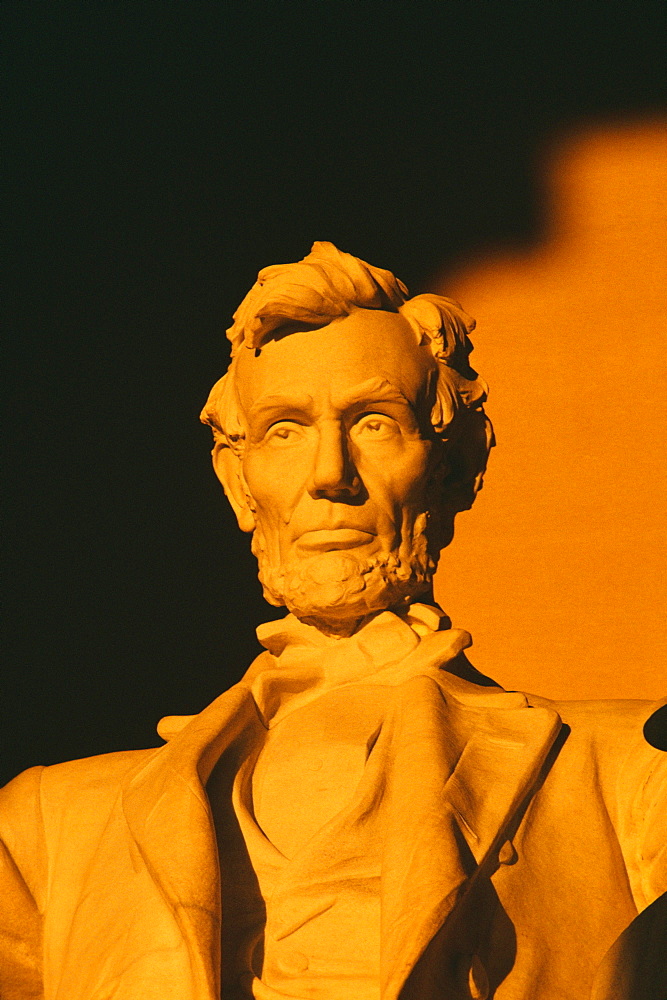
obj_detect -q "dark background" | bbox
[4,3,666,784]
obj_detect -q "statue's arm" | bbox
[629,700,667,910]
[634,746,667,909]
[0,766,47,1000]
[592,735,667,1000]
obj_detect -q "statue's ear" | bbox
[211,439,256,533]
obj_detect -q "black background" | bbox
[4,3,666,785]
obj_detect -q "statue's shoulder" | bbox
[523,691,663,759]
[524,691,662,739]
[43,744,159,785]
[523,692,666,812]
[0,747,163,914]
[1,746,160,821]
[526,694,664,730]
[48,746,162,804]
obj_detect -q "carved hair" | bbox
[201,242,494,513]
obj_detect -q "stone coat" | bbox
[0,620,665,1000]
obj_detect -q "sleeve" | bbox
[615,698,667,912]
[0,766,47,1000]
[634,748,667,907]
[593,722,667,1000]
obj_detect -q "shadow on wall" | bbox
[435,119,667,701]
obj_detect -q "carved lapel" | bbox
[121,679,263,999]
[379,673,562,1000]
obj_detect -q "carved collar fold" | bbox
[251,604,474,726]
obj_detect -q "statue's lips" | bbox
[296,528,376,552]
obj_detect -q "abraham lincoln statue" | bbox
[1,242,665,1000]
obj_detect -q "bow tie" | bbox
[250,604,472,727]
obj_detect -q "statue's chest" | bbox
[251,684,389,858]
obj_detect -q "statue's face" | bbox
[232,309,441,630]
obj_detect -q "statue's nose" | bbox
[307,421,361,500]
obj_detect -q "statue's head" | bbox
[202,242,493,635]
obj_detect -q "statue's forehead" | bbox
[234,309,434,411]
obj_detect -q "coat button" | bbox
[498,839,518,865]
[468,954,489,1000]
[281,951,309,974]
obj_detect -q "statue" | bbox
[1,243,665,1000]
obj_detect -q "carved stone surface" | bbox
[1,243,665,999]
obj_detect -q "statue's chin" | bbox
[259,549,433,636]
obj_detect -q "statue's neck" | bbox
[294,585,436,639]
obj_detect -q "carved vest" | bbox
[233,683,390,1000]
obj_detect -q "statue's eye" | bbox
[352,414,399,441]
[265,421,304,445]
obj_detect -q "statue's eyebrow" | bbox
[246,393,315,433]
[334,378,412,411]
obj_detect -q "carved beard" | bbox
[251,511,439,632]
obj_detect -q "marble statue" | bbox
[1,243,665,1000]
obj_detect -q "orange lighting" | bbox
[436,121,667,700]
